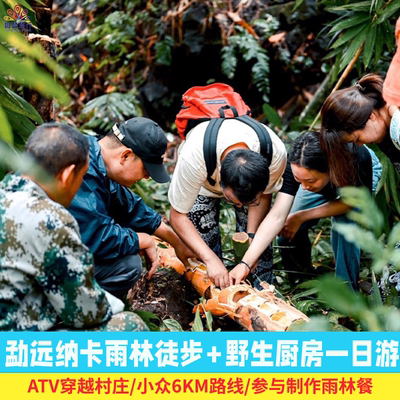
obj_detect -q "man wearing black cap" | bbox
[69,117,194,299]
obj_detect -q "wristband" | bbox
[239,260,251,272]
[247,232,255,239]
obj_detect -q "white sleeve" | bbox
[390,109,400,150]
[264,137,287,194]
[168,154,207,214]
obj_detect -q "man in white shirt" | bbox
[168,118,287,289]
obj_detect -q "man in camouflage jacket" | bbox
[0,123,148,331]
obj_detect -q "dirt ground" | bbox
[127,267,242,331]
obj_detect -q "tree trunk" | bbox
[31,0,53,36]
[24,0,58,122]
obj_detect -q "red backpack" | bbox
[175,83,272,186]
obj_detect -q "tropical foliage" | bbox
[0,0,400,331]
[0,0,68,176]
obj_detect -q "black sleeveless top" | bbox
[280,144,373,198]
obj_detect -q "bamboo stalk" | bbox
[309,44,364,131]
[232,232,250,264]
[154,237,310,331]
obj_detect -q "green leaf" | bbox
[292,287,319,300]
[355,56,362,76]
[252,54,270,102]
[328,1,375,12]
[294,299,324,314]
[0,31,68,79]
[221,45,237,80]
[382,307,400,331]
[331,53,341,82]
[4,107,36,141]
[154,36,174,66]
[375,151,389,194]
[374,24,384,64]
[205,311,213,332]
[3,0,34,12]
[382,19,395,53]
[339,26,369,72]
[334,223,385,258]
[388,164,400,214]
[134,310,160,323]
[331,24,367,49]
[376,1,400,24]
[262,103,282,128]
[316,276,368,318]
[370,0,383,13]
[0,104,13,144]
[191,308,204,332]
[388,222,400,250]
[328,13,371,34]
[0,139,49,183]
[0,84,43,123]
[322,46,345,61]
[0,45,69,105]
[339,186,384,237]
[0,1,7,19]
[294,280,319,290]
[287,316,333,331]
[160,318,184,332]
[370,271,383,308]
[363,25,376,68]
[293,0,305,12]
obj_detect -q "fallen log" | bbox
[154,237,310,331]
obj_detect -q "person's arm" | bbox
[281,199,351,241]
[170,206,230,289]
[69,175,159,262]
[167,144,230,288]
[36,214,113,329]
[144,221,196,278]
[111,182,162,234]
[246,194,272,235]
[229,192,294,285]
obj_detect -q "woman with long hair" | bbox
[277,131,382,290]
[320,74,400,185]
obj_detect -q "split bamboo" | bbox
[154,237,310,331]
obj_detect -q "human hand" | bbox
[174,241,197,270]
[280,213,304,241]
[137,233,160,279]
[141,241,159,279]
[205,257,230,289]
[229,262,251,286]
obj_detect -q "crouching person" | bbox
[68,117,194,299]
[0,123,147,331]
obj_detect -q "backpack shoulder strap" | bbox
[235,115,273,165]
[204,118,225,186]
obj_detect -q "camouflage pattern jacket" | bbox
[0,174,113,330]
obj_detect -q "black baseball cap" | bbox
[112,117,170,183]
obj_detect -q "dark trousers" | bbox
[94,254,142,299]
[276,187,360,290]
[187,195,273,289]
